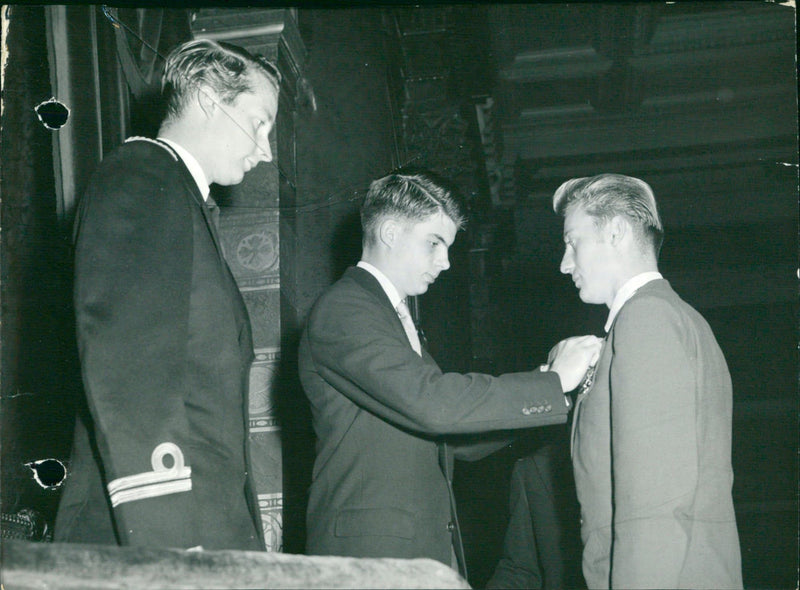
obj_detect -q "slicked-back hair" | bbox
[162,39,280,123]
[361,171,467,247]
[553,173,664,256]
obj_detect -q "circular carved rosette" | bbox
[236,229,279,274]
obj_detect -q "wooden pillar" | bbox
[191,8,305,552]
[383,6,491,371]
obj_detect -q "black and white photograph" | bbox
[1,3,797,588]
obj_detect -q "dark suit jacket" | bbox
[572,279,742,589]
[299,266,569,568]
[486,431,584,590]
[54,138,263,550]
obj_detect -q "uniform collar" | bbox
[157,137,210,201]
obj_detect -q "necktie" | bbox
[396,299,421,355]
[206,198,220,234]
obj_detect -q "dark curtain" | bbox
[0,5,78,539]
[107,7,191,136]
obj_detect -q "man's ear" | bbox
[607,215,628,246]
[196,85,218,119]
[378,218,399,248]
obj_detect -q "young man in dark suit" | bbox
[555,173,742,589]
[54,39,279,550]
[299,171,602,577]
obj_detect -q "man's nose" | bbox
[255,137,272,163]
[437,250,450,271]
[560,250,572,274]
[250,124,273,163]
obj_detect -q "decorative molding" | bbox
[483,4,796,207]
[258,492,284,552]
[518,103,595,119]
[500,45,612,81]
[248,358,279,421]
[242,290,281,350]
[192,8,301,61]
[643,5,795,55]
[402,103,473,185]
[630,39,794,71]
[504,89,796,161]
[521,141,797,201]
[192,8,306,102]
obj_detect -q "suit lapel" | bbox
[153,138,227,263]
[348,266,412,342]
[571,334,610,457]
[164,144,249,350]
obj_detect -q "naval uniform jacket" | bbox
[299,266,570,570]
[54,138,264,550]
[572,279,742,589]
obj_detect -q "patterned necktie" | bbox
[396,299,422,355]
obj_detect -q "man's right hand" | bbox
[548,335,603,392]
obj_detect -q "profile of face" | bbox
[560,205,618,307]
[205,70,278,186]
[386,211,458,300]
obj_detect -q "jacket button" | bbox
[447,521,455,532]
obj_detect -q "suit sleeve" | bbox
[304,287,568,436]
[451,432,514,461]
[73,153,200,547]
[608,295,698,588]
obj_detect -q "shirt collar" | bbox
[604,271,663,333]
[157,137,210,201]
[357,261,404,310]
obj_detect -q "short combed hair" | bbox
[553,173,664,255]
[361,171,467,246]
[162,39,280,122]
